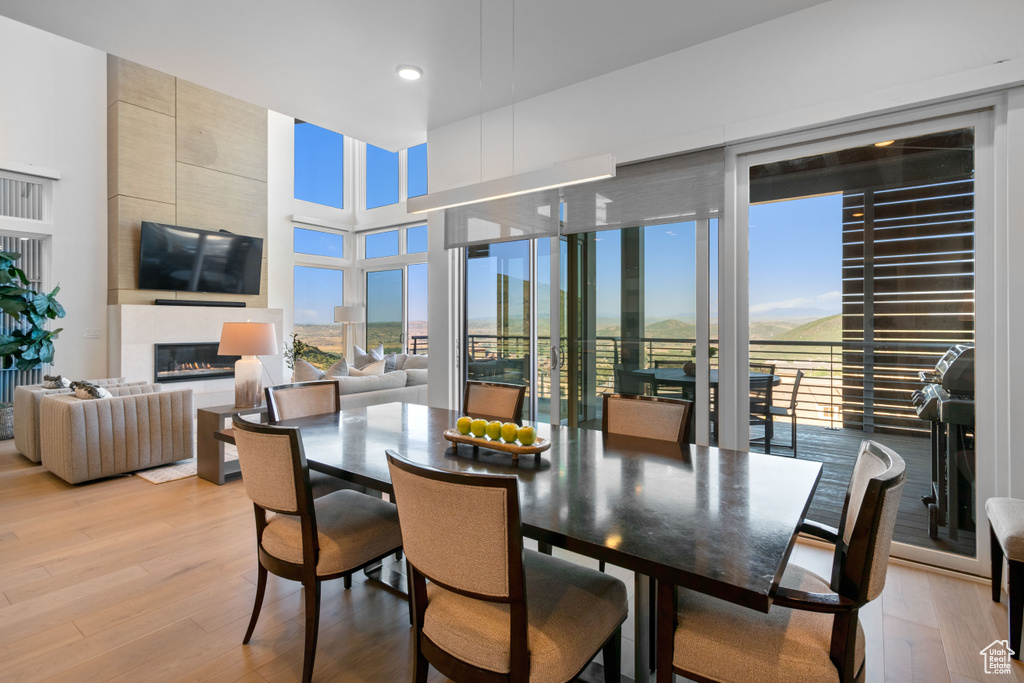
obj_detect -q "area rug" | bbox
[135,447,238,484]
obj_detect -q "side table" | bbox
[197,403,267,484]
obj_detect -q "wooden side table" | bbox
[197,403,267,484]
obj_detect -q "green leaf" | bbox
[37,343,54,364]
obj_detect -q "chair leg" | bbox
[395,549,403,561]
[538,541,553,555]
[243,562,267,644]
[765,415,773,454]
[1010,560,1024,660]
[601,625,621,683]
[649,580,657,670]
[413,633,430,683]
[344,573,352,589]
[599,560,606,572]
[992,525,1004,602]
[301,579,322,683]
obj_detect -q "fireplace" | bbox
[154,342,239,383]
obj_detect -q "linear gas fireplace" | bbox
[154,342,239,383]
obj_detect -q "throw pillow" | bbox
[394,353,408,371]
[71,381,111,400]
[403,354,429,370]
[42,374,69,389]
[348,358,386,376]
[352,343,385,369]
[293,358,325,382]
[326,357,349,377]
[384,353,397,373]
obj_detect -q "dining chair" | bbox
[265,381,371,500]
[613,366,655,396]
[232,417,403,683]
[602,392,693,667]
[463,380,527,423]
[752,369,804,458]
[656,439,906,683]
[385,450,628,683]
[602,393,693,445]
[749,362,777,453]
[651,360,694,400]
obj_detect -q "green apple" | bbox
[501,422,519,442]
[486,420,503,440]
[456,416,472,435]
[517,425,537,446]
[470,419,487,437]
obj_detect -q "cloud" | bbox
[749,291,841,314]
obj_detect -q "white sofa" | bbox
[336,368,428,409]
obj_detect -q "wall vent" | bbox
[0,176,45,221]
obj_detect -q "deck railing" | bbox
[457,333,961,436]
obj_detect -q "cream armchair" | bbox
[13,378,147,462]
[39,387,194,484]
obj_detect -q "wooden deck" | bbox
[748,423,976,557]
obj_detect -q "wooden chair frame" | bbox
[463,380,527,423]
[990,521,1024,659]
[656,440,905,683]
[265,380,341,423]
[234,417,401,683]
[386,451,623,683]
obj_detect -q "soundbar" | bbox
[154,299,246,308]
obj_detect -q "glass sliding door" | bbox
[741,120,982,563]
[366,269,404,354]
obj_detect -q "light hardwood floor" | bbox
[0,436,1021,683]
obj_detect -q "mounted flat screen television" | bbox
[138,222,263,295]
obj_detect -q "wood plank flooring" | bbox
[0,437,1016,682]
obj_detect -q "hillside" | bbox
[774,313,842,342]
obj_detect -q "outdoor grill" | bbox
[912,343,975,541]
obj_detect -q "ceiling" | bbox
[0,0,828,151]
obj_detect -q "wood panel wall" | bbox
[106,56,268,306]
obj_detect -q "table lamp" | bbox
[218,322,278,408]
[334,306,365,360]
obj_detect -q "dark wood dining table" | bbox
[277,401,822,682]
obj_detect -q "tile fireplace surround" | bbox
[108,304,284,409]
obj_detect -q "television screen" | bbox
[138,222,263,295]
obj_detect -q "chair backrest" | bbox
[386,450,525,602]
[231,416,312,517]
[787,369,805,411]
[613,366,654,396]
[463,381,527,423]
[749,362,776,414]
[265,380,341,423]
[602,393,693,444]
[833,440,906,604]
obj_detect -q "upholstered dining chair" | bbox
[232,417,403,683]
[385,450,628,683]
[463,380,527,423]
[655,439,906,683]
[265,381,369,500]
[601,392,693,666]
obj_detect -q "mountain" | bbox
[774,314,842,342]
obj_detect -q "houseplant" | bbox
[0,251,65,439]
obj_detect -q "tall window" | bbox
[293,227,344,258]
[363,225,429,354]
[407,143,428,198]
[366,144,399,209]
[294,123,344,209]
[293,265,345,369]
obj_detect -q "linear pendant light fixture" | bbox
[407,154,615,214]
[407,0,615,216]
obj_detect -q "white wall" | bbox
[0,16,108,381]
[428,0,1024,189]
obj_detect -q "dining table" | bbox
[276,401,823,682]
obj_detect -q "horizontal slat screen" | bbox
[0,177,44,221]
[842,176,975,435]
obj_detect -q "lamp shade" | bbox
[334,306,366,323]
[218,322,278,356]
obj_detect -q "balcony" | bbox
[463,333,973,557]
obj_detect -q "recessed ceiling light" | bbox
[874,140,895,147]
[396,65,422,81]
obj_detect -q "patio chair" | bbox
[749,362,776,453]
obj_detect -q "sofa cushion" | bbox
[336,371,407,396]
[353,343,384,369]
[349,359,385,376]
[404,354,429,370]
[384,353,397,372]
[405,368,428,386]
[294,358,325,382]
[326,357,349,377]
